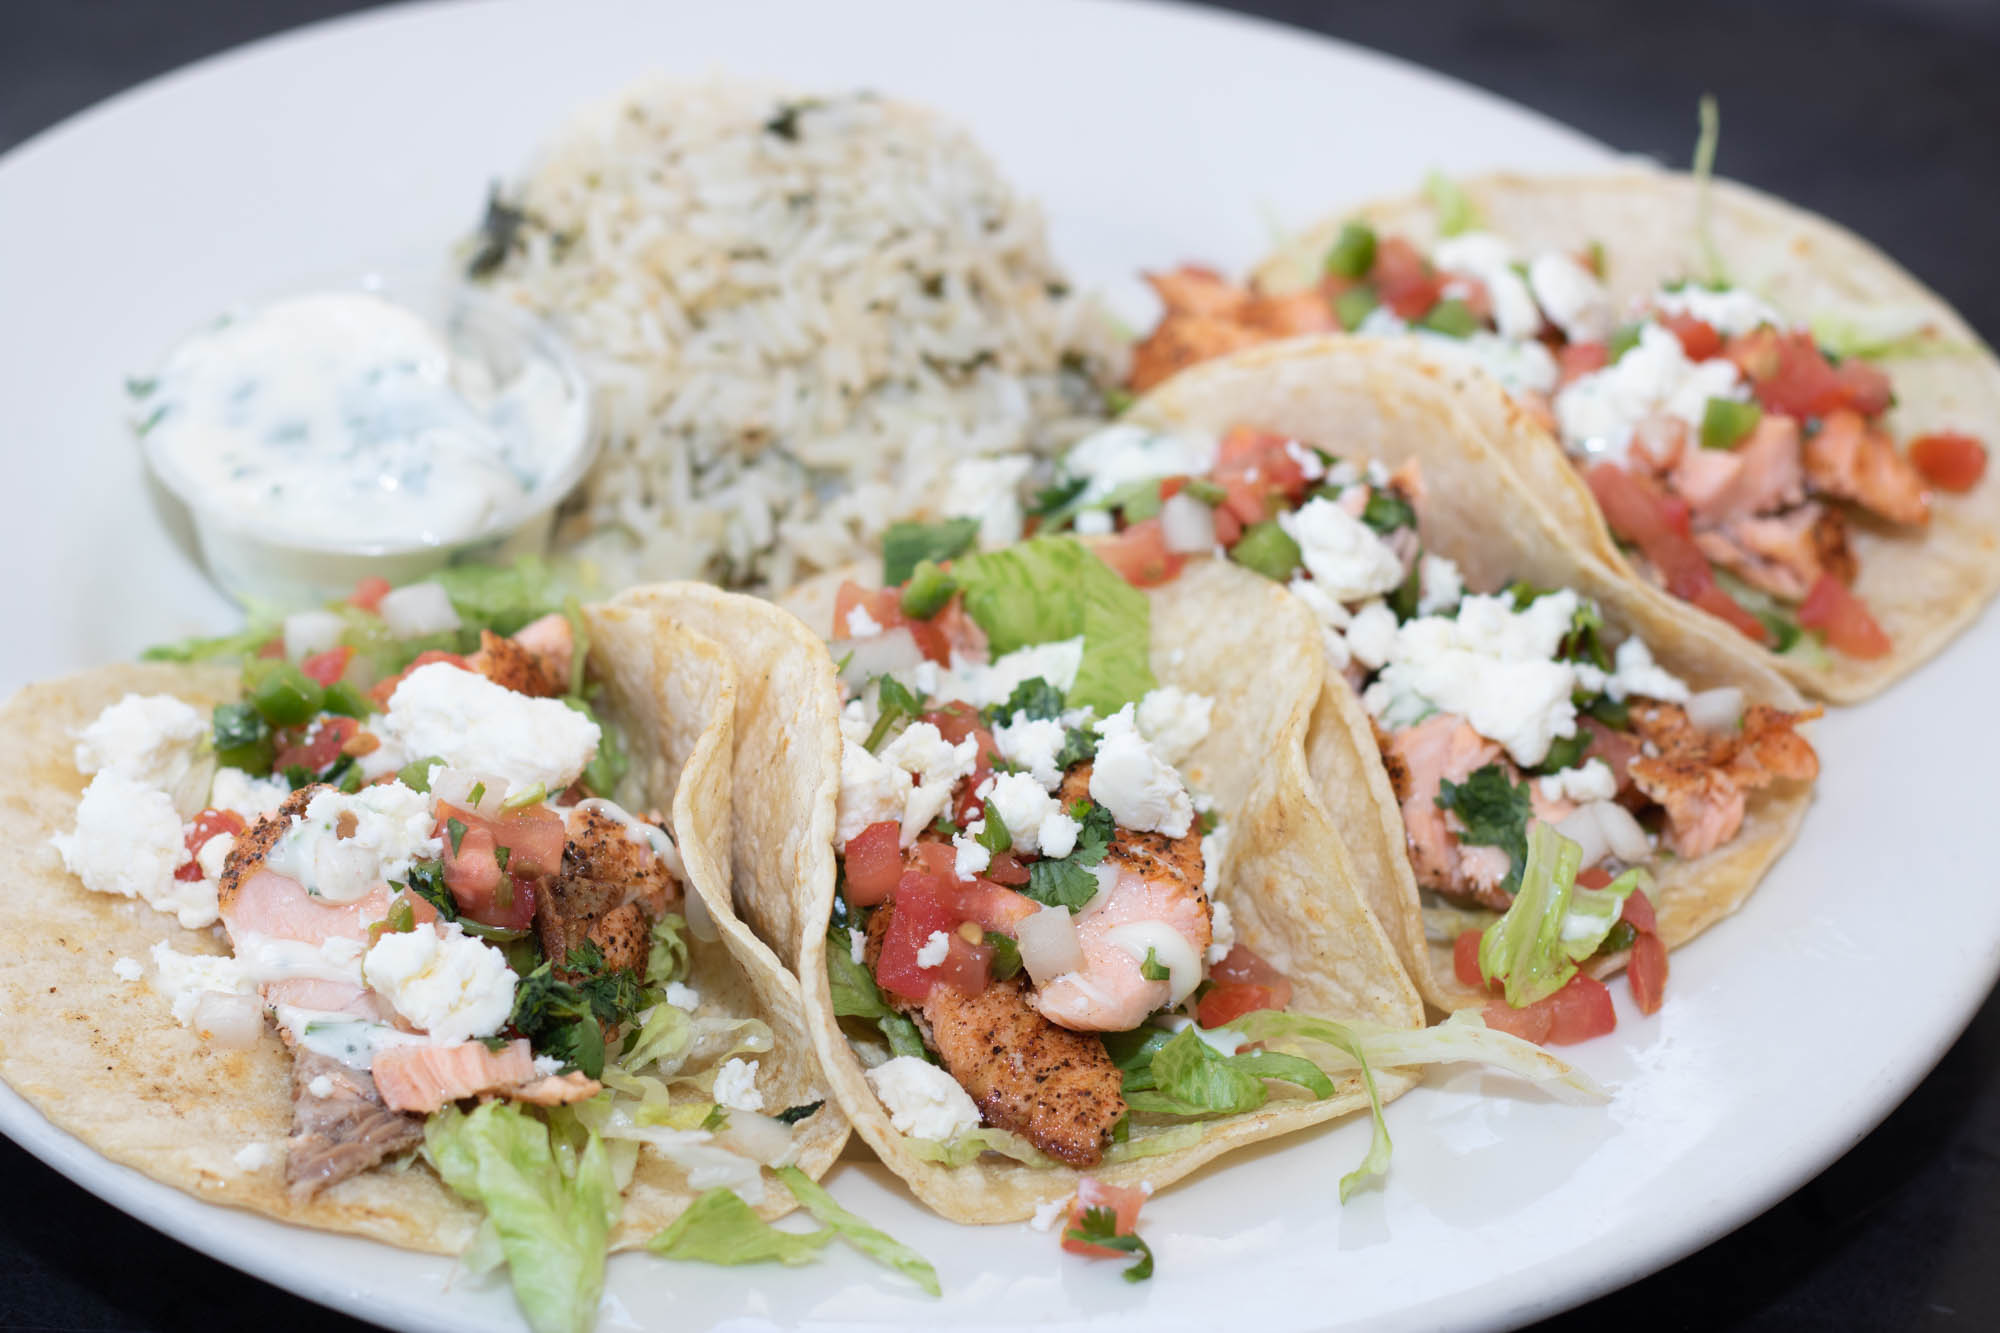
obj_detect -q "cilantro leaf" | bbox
[1436,763,1532,893]
[1021,800,1117,912]
[394,858,457,922]
[882,519,981,586]
[864,675,922,751]
[507,941,648,1079]
[1064,1206,1154,1282]
[1360,489,1416,535]
[988,676,1065,724]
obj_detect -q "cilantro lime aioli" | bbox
[139,290,585,549]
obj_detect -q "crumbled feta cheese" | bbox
[985,772,1063,854]
[877,723,980,841]
[1653,283,1784,338]
[531,1056,564,1078]
[1435,232,1542,338]
[850,927,868,966]
[73,693,212,816]
[864,1056,982,1140]
[1089,706,1194,837]
[915,931,952,969]
[1418,554,1465,617]
[1363,591,1584,768]
[904,639,1086,713]
[951,824,992,879]
[1201,821,1231,896]
[373,662,601,792]
[942,455,1035,549]
[836,739,909,844]
[1064,424,1218,506]
[362,923,517,1045]
[1529,252,1615,343]
[1538,758,1618,804]
[663,981,701,1011]
[1555,323,1748,464]
[844,604,885,639]
[233,1143,273,1171]
[208,767,290,821]
[992,713,1069,790]
[1072,509,1114,536]
[712,1057,766,1113]
[1029,1197,1068,1232]
[1278,497,1406,601]
[111,956,144,983]
[1135,687,1212,766]
[1037,811,1081,859]
[1283,440,1328,482]
[839,697,871,747]
[265,782,440,905]
[52,771,212,927]
[194,831,235,884]
[307,1074,336,1098]
[1289,575,1354,669]
[1206,899,1236,965]
[1345,600,1401,672]
[149,941,253,1026]
[1602,636,1691,704]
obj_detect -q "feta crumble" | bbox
[1653,283,1783,338]
[265,782,440,904]
[915,931,952,969]
[53,771,211,928]
[1555,322,1748,464]
[1089,706,1194,837]
[1135,687,1212,766]
[942,455,1035,549]
[1528,252,1615,343]
[208,766,290,821]
[865,1056,982,1140]
[1434,232,1542,339]
[111,957,144,983]
[371,662,601,791]
[1277,497,1406,601]
[362,922,517,1045]
[952,824,992,879]
[844,604,885,639]
[663,981,701,1011]
[1538,758,1618,804]
[712,1057,766,1113]
[991,713,1068,790]
[73,693,212,816]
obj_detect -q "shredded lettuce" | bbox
[901,1127,1054,1169]
[430,556,567,635]
[1102,1123,1206,1163]
[648,1188,834,1266]
[1809,310,1973,362]
[645,913,690,988]
[1231,1008,1609,1105]
[1121,1027,1332,1118]
[425,1102,620,1333]
[775,1166,941,1296]
[1478,823,1645,1007]
[1691,94,1728,285]
[1424,170,1479,237]
[140,618,279,663]
[950,536,1156,715]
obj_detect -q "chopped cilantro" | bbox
[446,817,468,857]
[882,519,980,586]
[507,940,648,1079]
[1360,490,1417,535]
[865,675,922,752]
[1065,1206,1154,1282]
[1139,948,1171,981]
[1022,800,1116,911]
[989,676,1065,724]
[1435,763,1532,893]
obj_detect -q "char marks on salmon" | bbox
[536,807,678,975]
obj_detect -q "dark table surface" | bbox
[4,0,1997,1329]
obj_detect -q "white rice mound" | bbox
[479,77,1120,590]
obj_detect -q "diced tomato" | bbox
[1557,341,1609,387]
[1213,505,1244,547]
[1627,933,1670,1016]
[300,645,354,688]
[438,800,565,877]
[273,715,359,773]
[1544,974,1617,1044]
[875,876,991,1001]
[1574,866,1613,891]
[905,840,959,882]
[1211,426,1311,529]
[369,649,470,706]
[984,852,1030,886]
[1910,432,1989,492]
[1197,983,1286,1029]
[1095,517,1186,588]
[1208,944,1294,1007]
[1452,929,1486,989]
[1729,330,1884,420]
[1371,236,1443,319]
[843,821,904,907]
[832,580,966,664]
[1798,572,1892,658]
[1658,312,1722,361]
[1585,463,1769,644]
[955,879,1040,933]
[175,808,247,881]
[437,814,542,931]
[1159,475,1189,501]
[1619,886,1659,935]
[348,576,392,612]
[1061,1178,1147,1258]
[1482,995,1553,1045]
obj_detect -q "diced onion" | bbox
[1684,687,1744,733]
[283,610,345,660]
[1592,800,1653,863]
[1160,493,1216,553]
[1016,905,1085,986]
[714,1111,797,1166]
[192,992,265,1049]
[832,627,923,689]
[430,767,510,817]
[379,581,462,638]
[1553,808,1609,872]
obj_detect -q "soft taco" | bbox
[1045,337,1822,1025]
[1215,169,2000,702]
[634,540,1602,1229]
[0,570,849,1333]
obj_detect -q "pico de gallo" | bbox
[1018,426,1822,1042]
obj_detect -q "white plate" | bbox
[3,2,1993,1330]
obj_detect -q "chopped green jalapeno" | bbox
[1700,396,1764,450]
[1417,299,1479,339]
[1334,284,1380,331]
[1324,222,1378,280]
[1227,520,1302,581]
[899,560,957,620]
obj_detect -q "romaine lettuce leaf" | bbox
[425,1102,620,1333]
[1477,823,1644,1007]
[648,1188,833,1266]
[950,536,1156,715]
[775,1166,940,1296]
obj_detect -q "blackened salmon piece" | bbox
[283,1048,423,1200]
[468,630,563,698]
[536,807,677,975]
